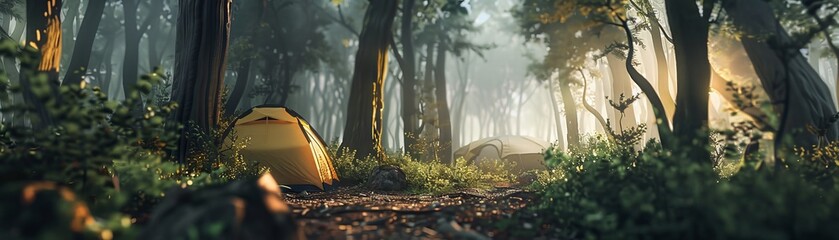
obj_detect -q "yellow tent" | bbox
[454,136,550,173]
[232,106,339,191]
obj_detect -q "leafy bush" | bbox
[525,135,839,239]
[328,144,379,185]
[384,155,512,194]
[0,39,250,238]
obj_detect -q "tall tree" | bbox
[636,0,675,120]
[22,0,62,127]
[724,0,839,151]
[435,38,453,164]
[62,0,105,86]
[339,0,398,161]
[666,0,715,159]
[122,0,163,97]
[398,0,421,157]
[169,0,232,163]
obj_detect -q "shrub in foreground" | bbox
[526,136,839,239]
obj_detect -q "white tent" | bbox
[454,136,550,173]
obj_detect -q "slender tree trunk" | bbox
[644,0,675,120]
[61,0,80,63]
[123,0,163,96]
[666,1,713,160]
[558,80,580,148]
[398,0,420,157]
[724,0,839,149]
[618,19,673,145]
[339,0,398,161]
[169,0,232,163]
[547,81,566,150]
[435,41,453,164]
[62,0,105,86]
[224,59,250,117]
[122,0,140,95]
[22,0,63,127]
[421,42,438,155]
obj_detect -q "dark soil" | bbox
[285,187,541,239]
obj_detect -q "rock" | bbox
[516,171,539,187]
[139,174,299,240]
[367,165,407,192]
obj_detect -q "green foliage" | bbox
[329,143,378,185]
[0,38,251,238]
[384,155,512,194]
[522,134,839,239]
[331,143,512,194]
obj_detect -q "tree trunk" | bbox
[122,0,140,96]
[547,81,566,150]
[62,0,105,86]
[558,80,580,148]
[666,0,712,160]
[339,0,398,161]
[644,0,675,120]
[61,0,80,63]
[420,41,439,161]
[169,0,232,163]
[123,0,163,96]
[398,0,420,157]
[724,0,839,149]
[435,41,453,164]
[618,19,673,145]
[224,59,250,117]
[22,0,63,127]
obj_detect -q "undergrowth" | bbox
[330,144,512,194]
[517,133,839,239]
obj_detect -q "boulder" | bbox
[367,165,407,192]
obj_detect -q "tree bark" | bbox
[419,41,439,161]
[62,0,105,87]
[617,19,673,145]
[644,0,675,120]
[121,0,140,96]
[558,79,580,148]
[666,0,712,159]
[398,0,420,157]
[122,0,163,97]
[339,0,398,161]
[169,0,232,163]
[435,41,453,164]
[724,0,839,149]
[22,0,63,127]
[547,80,567,150]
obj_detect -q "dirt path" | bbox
[285,187,537,239]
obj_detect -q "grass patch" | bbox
[330,145,513,194]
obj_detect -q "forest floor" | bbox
[285,186,545,239]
